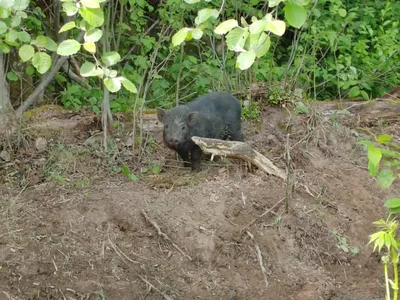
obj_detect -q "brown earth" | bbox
[0,104,399,300]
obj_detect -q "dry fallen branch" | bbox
[191,137,286,180]
[246,231,269,289]
[141,210,192,261]
[138,275,174,300]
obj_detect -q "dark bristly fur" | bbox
[157,92,244,171]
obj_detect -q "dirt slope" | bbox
[0,106,398,300]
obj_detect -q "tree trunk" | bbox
[0,53,18,138]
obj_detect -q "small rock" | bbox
[35,137,47,153]
[0,150,11,161]
[243,100,250,108]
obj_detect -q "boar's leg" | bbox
[177,149,191,167]
[190,146,203,171]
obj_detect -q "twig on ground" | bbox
[246,231,269,289]
[141,210,193,261]
[108,234,139,264]
[138,275,174,300]
[241,197,285,232]
[284,133,293,212]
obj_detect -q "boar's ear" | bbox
[187,112,199,124]
[156,108,167,123]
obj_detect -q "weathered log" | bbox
[191,136,286,180]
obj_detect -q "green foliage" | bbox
[242,101,261,121]
[291,0,400,100]
[363,132,400,300]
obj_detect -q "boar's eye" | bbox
[181,126,185,130]
[165,125,169,129]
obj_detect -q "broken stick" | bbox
[141,210,193,261]
[191,136,286,180]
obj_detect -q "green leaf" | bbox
[26,65,35,75]
[291,0,310,4]
[57,39,81,56]
[338,8,347,17]
[184,0,200,3]
[266,19,286,36]
[15,11,27,18]
[10,15,21,27]
[13,0,29,10]
[104,77,121,93]
[0,0,14,9]
[32,52,52,74]
[120,77,137,93]
[367,147,382,177]
[17,31,31,43]
[226,27,249,51]
[34,35,47,47]
[360,90,369,101]
[79,7,104,27]
[59,21,76,33]
[18,44,35,62]
[255,33,270,57]
[172,28,189,47]
[62,1,79,16]
[249,20,266,35]
[0,21,7,34]
[80,61,97,77]
[83,42,96,53]
[6,29,18,44]
[236,51,256,71]
[152,165,161,174]
[84,28,103,42]
[377,169,395,189]
[81,0,100,8]
[384,198,400,210]
[101,51,121,67]
[194,8,219,26]
[268,0,282,7]
[0,43,10,53]
[191,28,203,40]
[284,2,307,29]
[348,86,360,98]
[7,71,18,81]
[45,37,57,52]
[378,134,393,144]
[214,19,238,35]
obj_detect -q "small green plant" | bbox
[121,165,138,182]
[295,102,309,115]
[362,133,400,300]
[331,230,359,254]
[267,86,286,105]
[242,101,261,121]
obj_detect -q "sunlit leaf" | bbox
[18,44,34,62]
[172,27,189,47]
[377,134,393,144]
[81,0,100,8]
[284,2,307,29]
[101,51,121,67]
[226,27,249,51]
[266,19,286,36]
[0,21,7,34]
[79,7,104,27]
[59,21,76,33]
[84,28,103,42]
[32,52,52,74]
[236,51,256,70]
[191,28,203,40]
[83,42,96,53]
[104,77,121,93]
[17,31,31,42]
[120,77,137,93]
[377,169,395,189]
[249,20,266,35]
[367,147,382,176]
[57,39,81,56]
[214,19,238,35]
[194,8,219,26]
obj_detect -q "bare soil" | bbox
[1,104,399,300]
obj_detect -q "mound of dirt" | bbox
[0,106,398,300]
